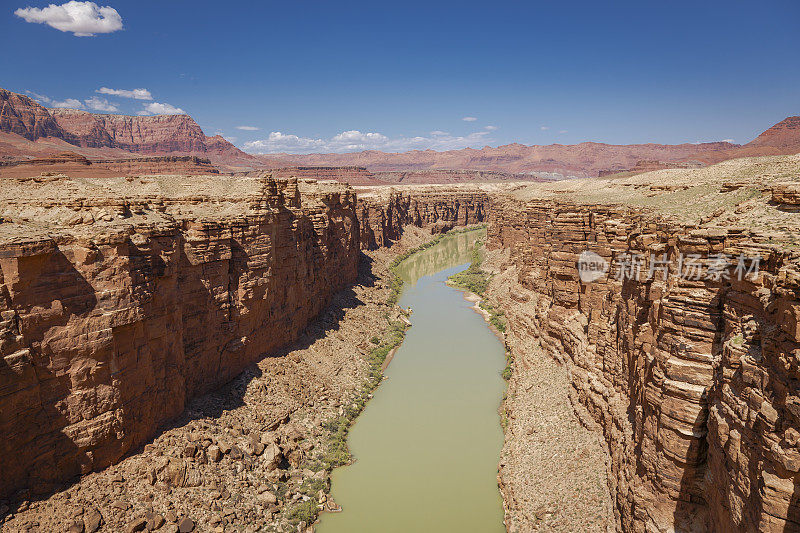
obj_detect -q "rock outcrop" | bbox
[0,89,67,141]
[0,177,489,502]
[48,109,239,156]
[269,166,386,186]
[0,175,359,499]
[745,116,800,153]
[486,196,800,532]
[0,88,254,171]
[356,188,489,249]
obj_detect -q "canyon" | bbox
[1,152,800,532]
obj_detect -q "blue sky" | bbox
[2,0,799,154]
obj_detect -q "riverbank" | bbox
[0,226,446,533]
[482,248,614,533]
[447,239,614,532]
[317,227,505,532]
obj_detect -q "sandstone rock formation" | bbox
[0,175,359,499]
[267,166,386,186]
[0,88,254,171]
[485,167,800,531]
[0,175,490,504]
[0,152,219,178]
[356,186,489,249]
[49,109,210,153]
[2,151,800,532]
[745,116,800,153]
[0,89,67,141]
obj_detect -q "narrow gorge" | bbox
[2,159,800,532]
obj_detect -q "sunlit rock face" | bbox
[0,177,489,500]
[0,175,359,498]
[357,188,489,250]
[488,197,800,532]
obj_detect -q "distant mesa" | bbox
[0,150,219,178]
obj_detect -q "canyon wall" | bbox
[357,188,489,249]
[0,178,489,501]
[0,176,359,499]
[487,197,800,532]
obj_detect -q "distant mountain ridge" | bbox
[1,87,799,180]
[255,140,742,178]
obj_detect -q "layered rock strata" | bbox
[0,175,359,499]
[0,152,219,178]
[0,177,489,504]
[486,197,800,532]
[356,188,489,249]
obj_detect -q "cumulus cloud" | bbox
[97,87,152,100]
[540,126,550,131]
[722,138,735,143]
[84,96,118,112]
[462,116,477,122]
[243,129,495,155]
[236,126,260,131]
[15,1,123,37]
[485,125,499,131]
[137,102,185,115]
[50,98,84,109]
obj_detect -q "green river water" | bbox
[316,229,506,533]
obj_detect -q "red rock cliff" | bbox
[356,188,489,249]
[488,197,800,532]
[0,89,67,141]
[0,176,359,498]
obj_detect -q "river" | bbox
[317,229,506,533]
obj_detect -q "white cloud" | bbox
[540,126,550,131]
[97,87,152,100]
[137,102,186,115]
[243,129,495,155]
[722,138,735,143]
[84,96,118,112]
[15,1,123,37]
[485,125,498,131]
[25,91,85,110]
[236,126,260,131]
[559,129,568,134]
[50,98,84,109]
[462,116,477,122]
[25,90,52,104]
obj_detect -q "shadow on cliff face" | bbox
[108,249,372,471]
[670,285,724,533]
[671,405,710,533]
[785,478,800,532]
[1,248,99,506]
[2,244,374,517]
